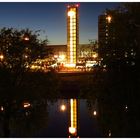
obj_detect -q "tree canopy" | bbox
[0,27,48,88]
[0,28,48,73]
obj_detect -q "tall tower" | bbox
[67,4,79,66]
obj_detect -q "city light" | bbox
[60,104,66,111]
[24,55,28,59]
[54,55,58,58]
[59,55,65,60]
[69,127,76,134]
[76,4,79,7]
[65,63,76,67]
[21,33,30,42]
[93,110,97,116]
[68,11,75,17]
[1,106,4,111]
[125,105,128,112]
[106,15,112,23]
[93,53,98,58]
[0,54,4,60]
[24,36,29,41]
[23,102,31,108]
[125,105,128,109]
[109,130,111,137]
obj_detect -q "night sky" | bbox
[0,2,120,45]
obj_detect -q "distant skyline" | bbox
[0,2,120,44]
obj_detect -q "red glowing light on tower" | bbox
[76,4,79,7]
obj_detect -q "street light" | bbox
[22,34,30,69]
[0,54,4,61]
[24,36,29,41]
[23,34,29,41]
[60,104,66,112]
[93,110,97,116]
[93,53,98,59]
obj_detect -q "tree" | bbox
[0,27,48,88]
[0,28,49,137]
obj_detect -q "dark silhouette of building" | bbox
[98,13,136,68]
[98,13,112,61]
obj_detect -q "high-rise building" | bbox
[67,4,79,66]
[98,13,136,67]
[98,13,112,60]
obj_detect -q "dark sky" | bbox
[0,2,120,45]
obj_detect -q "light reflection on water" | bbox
[0,98,138,138]
[0,99,101,138]
[36,99,101,138]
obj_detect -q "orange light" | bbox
[93,53,98,58]
[23,102,31,108]
[93,110,97,116]
[24,55,28,59]
[69,127,76,134]
[24,37,29,41]
[59,55,65,60]
[54,55,58,58]
[0,54,4,60]
[106,16,112,23]
[60,105,66,111]
[68,11,75,17]
[65,63,76,67]
[1,106,4,111]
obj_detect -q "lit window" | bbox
[68,11,75,17]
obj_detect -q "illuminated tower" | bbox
[67,4,79,66]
